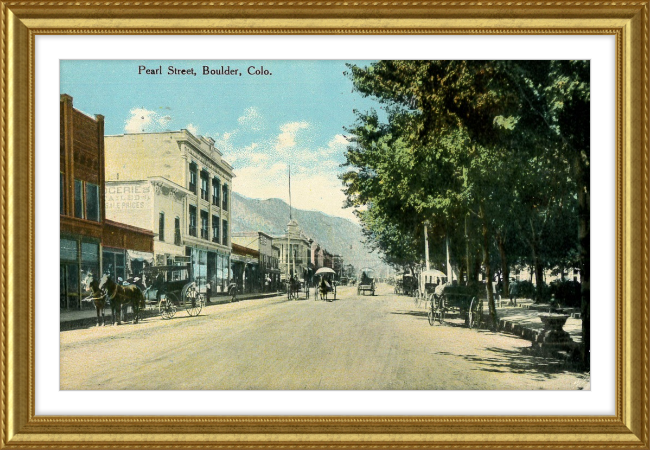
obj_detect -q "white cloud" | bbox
[227,132,356,222]
[158,115,172,128]
[276,121,309,151]
[237,107,264,132]
[329,134,349,147]
[186,123,199,135]
[124,108,173,134]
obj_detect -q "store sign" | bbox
[105,185,152,210]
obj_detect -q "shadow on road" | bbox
[436,346,587,380]
[389,310,469,328]
[390,310,429,318]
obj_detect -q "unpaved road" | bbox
[60,284,590,390]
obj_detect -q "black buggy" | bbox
[142,264,207,319]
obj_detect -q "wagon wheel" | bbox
[159,292,177,320]
[414,290,421,308]
[468,297,478,330]
[428,308,435,326]
[185,286,203,317]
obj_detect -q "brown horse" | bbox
[82,274,107,326]
[99,274,145,325]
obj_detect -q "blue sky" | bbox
[60,60,383,222]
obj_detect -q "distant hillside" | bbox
[231,192,385,272]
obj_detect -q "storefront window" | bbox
[102,249,127,281]
[81,243,99,298]
[65,263,79,309]
[60,239,78,261]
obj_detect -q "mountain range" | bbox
[231,192,385,272]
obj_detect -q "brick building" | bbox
[60,94,153,310]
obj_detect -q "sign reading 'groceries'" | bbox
[106,185,151,210]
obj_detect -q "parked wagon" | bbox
[395,273,418,296]
[142,264,207,320]
[415,269,447,307]
[426,284,481,328]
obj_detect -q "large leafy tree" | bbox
[342,60,589,365]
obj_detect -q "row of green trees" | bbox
[340,60,590,366]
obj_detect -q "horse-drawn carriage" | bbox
[357,269,376,296]
[426,283,481,328]
[287,277,310,300]
[314,267,336,301]
[394,272,417,296]
[142,264,206,319]
[414,269,447,307]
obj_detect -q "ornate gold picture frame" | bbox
[2,3,648,448]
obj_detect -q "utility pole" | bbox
[286,165,291,283]
[446,235,452,282]
[465,215,470,286]
[423,221,430,271]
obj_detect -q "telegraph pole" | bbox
[423,221,430,271]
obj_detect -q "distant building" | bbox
[60,94,153,310]
[272,220,313,282]
[230,243,260,294]
[232,231,280,292]
[332,255,344,277]
[104,130,234,294]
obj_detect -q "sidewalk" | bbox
[60,291,284,331]
[480,298,583,361]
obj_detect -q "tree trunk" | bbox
[496,233,510,297]
[480,204,497,330]
[529,218,545,302]
[575,153,590,369]
[473,249,482,284]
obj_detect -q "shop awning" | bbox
[127,250,154,263]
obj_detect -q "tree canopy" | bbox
[341,60,589,363]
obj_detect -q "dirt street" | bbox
[60,284,590,390]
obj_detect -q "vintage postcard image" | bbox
[59,60,590,390]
